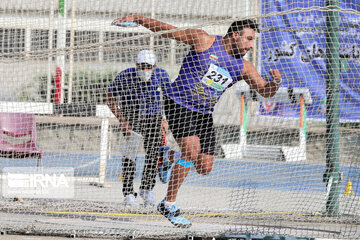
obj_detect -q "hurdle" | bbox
[221,86,312,162]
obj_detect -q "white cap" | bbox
[136,50,157,65]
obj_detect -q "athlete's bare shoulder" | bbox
[191,32,216,52]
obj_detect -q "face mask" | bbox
[137,70,153,82]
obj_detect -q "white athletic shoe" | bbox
[123,194,139,207]
[139,190,155,206]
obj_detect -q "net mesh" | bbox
[0,0,359,239]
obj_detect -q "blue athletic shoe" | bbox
[157,200,192,228]
[158,145,172,183]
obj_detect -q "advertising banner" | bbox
[260,0,360,121]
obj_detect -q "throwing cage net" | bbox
[0,0,359,239]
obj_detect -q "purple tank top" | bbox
[164,36,244,113]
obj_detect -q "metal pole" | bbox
[68,0,76,104]
[324,0,341,216]
[239,95,247,159]
[25,28,31,59]
[299,97,307,158]
[99,31,104,63]
[99,118,109,186]
[47,1,54,103]
[56,0,66,104]
[150,0,156,49]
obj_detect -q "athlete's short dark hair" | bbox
[225,19,259,37]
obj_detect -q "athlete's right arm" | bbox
[112,14,214,52]
[106,92,131,135]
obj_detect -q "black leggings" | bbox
[122,117,162,196]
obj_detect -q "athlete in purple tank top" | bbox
[165,35,244,113]
[113,15,283,228]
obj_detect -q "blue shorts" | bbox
[164,96,216,155]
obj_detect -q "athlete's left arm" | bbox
[241,60,281,98]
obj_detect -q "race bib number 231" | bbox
[201,63,233,91]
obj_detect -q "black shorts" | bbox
[164,96,216,155]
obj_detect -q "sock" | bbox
[176,158,194,168]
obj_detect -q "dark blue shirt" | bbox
[109,67,170,118]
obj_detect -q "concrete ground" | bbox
[0,179,359,240]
